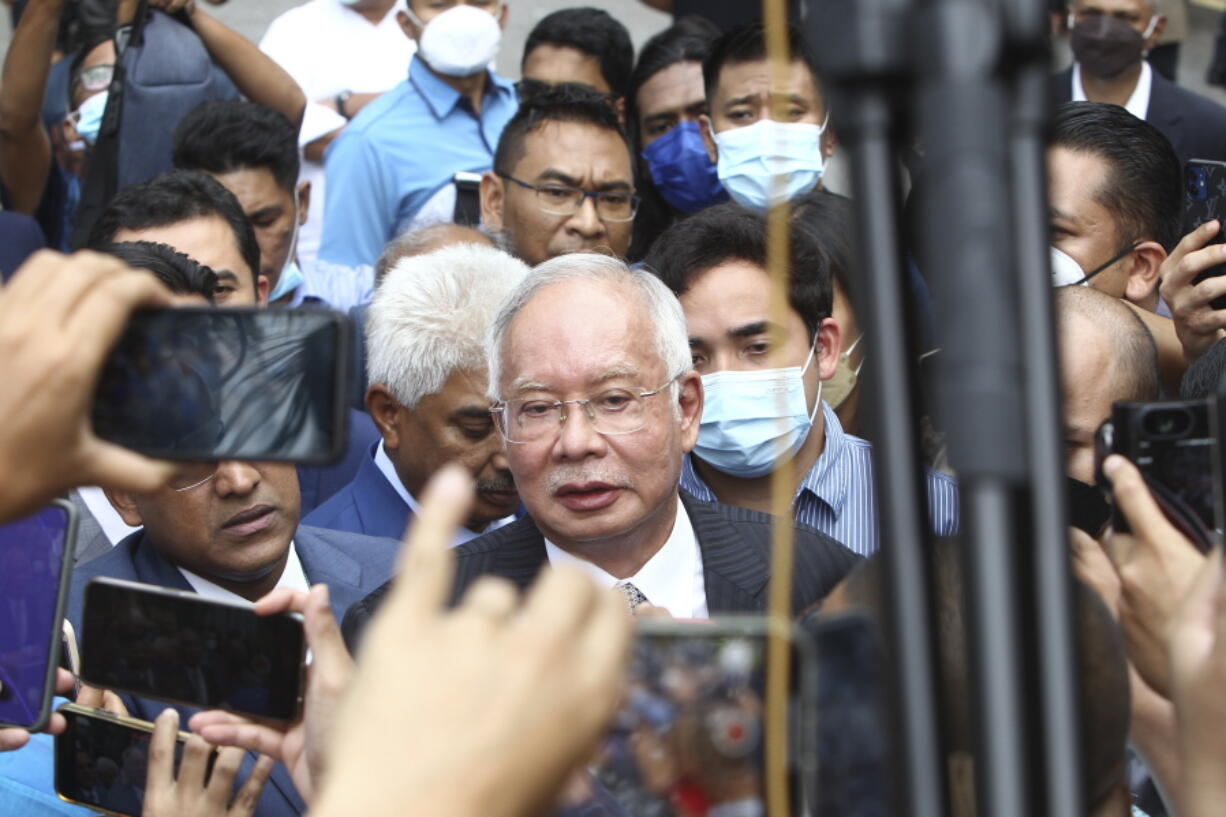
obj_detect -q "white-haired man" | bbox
[344,253,859,645]
[304,243,529,542]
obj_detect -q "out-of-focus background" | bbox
[0,0,1223,101]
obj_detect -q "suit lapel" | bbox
[682,494,770,614]
[491,520,550,593]
[352,448,414,540]
[129,534,196,591]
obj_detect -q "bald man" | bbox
[1058,286,1161,483]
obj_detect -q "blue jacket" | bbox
[68,524,400,817]
[302,443,412,541]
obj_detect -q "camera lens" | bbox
[1141,407,1192,438]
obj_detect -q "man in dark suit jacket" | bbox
[1053,1,1226,167]
[344,252,858,650]
[304,243,530,544]
[68,461,399,817]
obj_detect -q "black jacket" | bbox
[1051,66,1226,167]
[342,492,860,651]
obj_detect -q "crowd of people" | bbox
[1,0,1226,815]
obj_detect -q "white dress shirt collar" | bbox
[179,541,310,605]
[1072,60,1152,120]
[373,443,514,546]
[543,498,708,619]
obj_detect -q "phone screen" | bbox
[0,502,75,729]
[1183,160,1226,310]
[588,620,811,817]
[54,705,195,817]
[91,307,348,463]
[80,579,306,721]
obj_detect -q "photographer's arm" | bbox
[0,0,60,215]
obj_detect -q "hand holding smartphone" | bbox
[80,578,307,722]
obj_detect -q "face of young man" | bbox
[481,120,635,266]
[112,215,262,305]
[212,166,308,298]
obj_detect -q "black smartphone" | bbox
[80,578,306,721]
[589,618,816,817]
[0,500,77,731]
[91,307,349,463]
[55,702,207,817]
[1183,159,1226,311]
[1095,400,1216,547]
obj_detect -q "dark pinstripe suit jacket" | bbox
[342,491,860,651]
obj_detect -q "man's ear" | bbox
[104,489,145,528]
[1123,240,1166,306]
[396,10,420,41]
[1146,14,1167,50]
[699,113,717,164]
[816,317,842,381]
[821,125,838,159]
[296,180,311,226]
[366,384,404,450]
[612,95,627,128]
[496,2,508,29]
[256,273,271,305]
[480,170,506,233]
[677,370,704,453]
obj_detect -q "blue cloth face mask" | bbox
[694,346,822,478]
[70,91,109,146]
[712,117,828,212]
[641,121,729,214]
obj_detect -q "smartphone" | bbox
[0,500,77,731]
[80,578,306,721]
[1182,159,1226,311]
[589,617,816,817]
[55,702,207,817]
[1095,400,1217,548]
[91,307,349,463]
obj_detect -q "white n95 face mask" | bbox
[406,4,502,78]
[712,117,828,212]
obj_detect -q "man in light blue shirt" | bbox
[319,0,518,267]
[645,204,958,557]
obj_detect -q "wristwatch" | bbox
[336,91,353,120]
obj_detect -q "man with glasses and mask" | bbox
[343,253,858,648]
[480,86,637,266]
[1052,0,1226,166]
[319,0,517,267]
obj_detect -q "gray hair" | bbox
[368,243,530,408]
[486,252,692,400]
[373,224,496,286]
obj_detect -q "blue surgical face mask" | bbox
[70,91,109,146]
[641,121,729,214]
[268,201,303,302]
[694,346,822,478]
[711,117,829,212]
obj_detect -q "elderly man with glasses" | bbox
[479,85,638,267]
[344,253,858,647]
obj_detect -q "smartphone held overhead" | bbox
[91,307,350,463]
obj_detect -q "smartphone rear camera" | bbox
[1141,407,1193,438]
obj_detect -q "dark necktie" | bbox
[615,581,650,613]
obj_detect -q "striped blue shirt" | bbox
[680,402,960,557]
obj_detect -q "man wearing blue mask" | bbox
[645,204,959,557]
[697,22,834,213]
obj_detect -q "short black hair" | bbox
[791,190,856,294]
[97,241,219,301]
[1050,101,1183,253]
[172,100,300,193]
[702,22,821,106]
[492,85,631,177]
[643,202,834,340]
[84,169,261,288]
[522,7,634,100]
